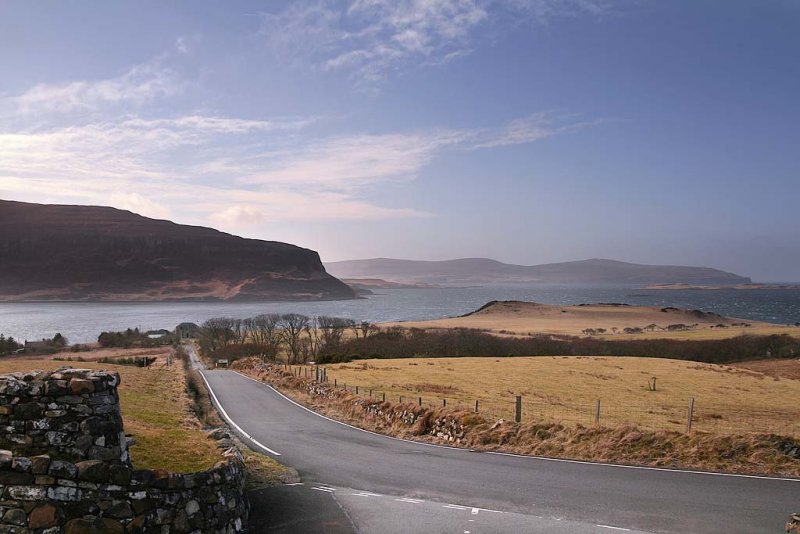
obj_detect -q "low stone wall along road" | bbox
[201,369,799,534]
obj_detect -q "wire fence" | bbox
[284,364,800,437]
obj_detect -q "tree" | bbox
[249,314,282,361]
[317,316,350,355]
[279,314,309,364]
[200,318,236,352]
[52,333,67,347]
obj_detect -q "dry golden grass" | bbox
[321,356,800,436]
[0,356,221,473]
[733,359,800,380]
[386,301,798,340]
[237,359,800,477]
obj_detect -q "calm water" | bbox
[1,286,799,344]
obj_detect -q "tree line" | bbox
[0,335,23,356]
[313,327,800,365]
[198,314,378,364]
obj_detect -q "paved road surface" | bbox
[202,370,798,533]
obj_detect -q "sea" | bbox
[1,286,799,344]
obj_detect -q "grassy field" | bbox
[321,356,800,436]
[0,355,221,473]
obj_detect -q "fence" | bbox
[283,364,800,437]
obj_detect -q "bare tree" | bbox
[280,314,309,364]
[200,317,235,352]
[317,316,350,354]
[248,314,282,361]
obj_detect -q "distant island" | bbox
[645,283,800,290]
[326,257,751,287]
[0,200,357,302]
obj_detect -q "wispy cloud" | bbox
[0,45,596,231]
[7,62,181,116]
[258,0,615,86]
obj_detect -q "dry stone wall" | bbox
[0,369,248,533]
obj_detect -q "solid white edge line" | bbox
[483,450,800,482]
[199,371,281,456]
[228,371,800,483]
[230,370,474,452]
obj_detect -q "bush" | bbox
[314,329,800,365]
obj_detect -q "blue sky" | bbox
[1,1,798,281]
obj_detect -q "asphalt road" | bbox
[201,369,799,533]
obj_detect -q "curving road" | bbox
[201,369,798,533]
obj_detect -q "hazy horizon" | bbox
[2,1,798,281]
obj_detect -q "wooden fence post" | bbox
[687,397,695,433]
[595,400,601,425]
[418,397,422,406]
[475,400,479,413]
[515,396,522,423]
[382,392,386,402]
[443,399,447,408]
[355,386,359,395]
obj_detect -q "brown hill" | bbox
[0,200,357,302]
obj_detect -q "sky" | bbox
[0,1,798,281]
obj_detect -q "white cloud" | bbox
[258,0,615,85]
[9,61,181,115]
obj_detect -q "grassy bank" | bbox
[0,357,221,472]
[233,358,800,477]
[320,356,800,436]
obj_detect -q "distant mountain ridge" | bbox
[0,200,356,302]
[325,257,751,287]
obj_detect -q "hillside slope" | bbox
[325,257,751,286]
[0,200,356,302]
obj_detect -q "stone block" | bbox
[10,458,30,473]
[28,503,60,529]
[1,507,26,526]
[49,460,78,479]
[5,485,47,500]
[30,455,50,474]
[68,379,94,395]
[75,460,108,483]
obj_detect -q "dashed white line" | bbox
[199,371,281,456]
[597,525,631,531]
[443,504,470,511]
[285,482,304,486]
[351,492,382,497]
[395,497,424,504]
[311,487,335,493]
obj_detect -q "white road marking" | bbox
[231,371,474,453]
[395,497,424,504]
[199,371,281,456]
[311,487,335,493]
[285,482,304,486]
[597,525,631,531]
[484,450,800,483]
[443,504,470,511]
[471,508,479,515]
[351,492,382,497]
[228,371,799,484]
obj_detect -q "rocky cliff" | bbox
[0,200,356,302]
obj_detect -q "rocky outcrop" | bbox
[0,199,357,302]
[0,369,248,533]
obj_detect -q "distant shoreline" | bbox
[644,283,800,290]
